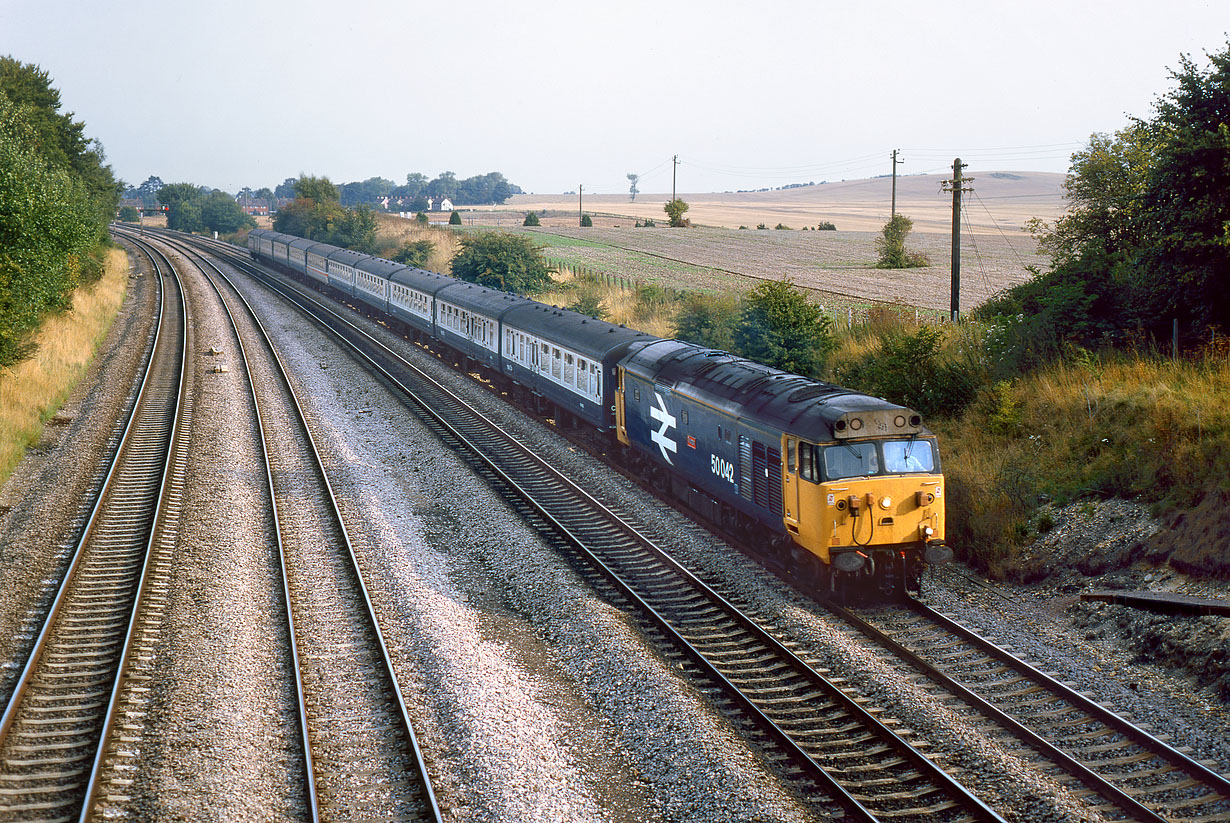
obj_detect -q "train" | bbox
[246,227,952,596]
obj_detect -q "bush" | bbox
[415,211,428,225]
[118,206,140,222]
[392,239,435,269]
[734,279,835,378]
[834,325,981,418]
[774,223,790,230]
[875,214,929,268]
[817,221,836,231]
[449,210,462,225]
[451,231,554,294]
[664,198,689,228]
[580,214,593,227]
[569,292,608,319]
[675,293,742,352]
[523,211,540,226]
[756,223,767,230]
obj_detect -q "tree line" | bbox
[0,56,121,367]
[977,40,1230,358]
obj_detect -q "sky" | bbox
[1,0,1226,195]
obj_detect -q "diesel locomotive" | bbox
[247,228,951,595]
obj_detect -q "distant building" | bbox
[237,196,270,216]
[439,197,454,212]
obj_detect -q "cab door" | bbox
[782,435,801,531]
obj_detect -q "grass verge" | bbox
[0,246,129,486]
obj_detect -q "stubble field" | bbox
[448,171,1066,313]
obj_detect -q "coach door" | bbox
[782,436,801,529]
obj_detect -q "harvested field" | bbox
[478,224,1047,314]
[443,171,1064,312]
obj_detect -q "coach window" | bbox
[564,353,574,384]
[552,347,562,379]
[786,438,796,472]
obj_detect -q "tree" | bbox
[733,279,835,377]
[449,210,462,225]
[988,40,1230,345]
[157,182,205,228]
[580,214,593,227]
[118,205,140,222]
[664,198,689,227]
[253,187,274,201]
[1137,45,1230,332]
[294,175,339,202]
[523,211,540,226]
[875,214,929,268]
[199,190,254,234]
[627,173,639,202]
[451,232,555,294]
[274,177,298,199]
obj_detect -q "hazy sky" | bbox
[2,0,1225,195]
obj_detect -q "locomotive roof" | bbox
[624,339,926,440]
[502,301,659,361]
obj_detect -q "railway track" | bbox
[147,232,441,822]
[176,232,1004,823]
[834,597,1230,822]
[0,236,190,823]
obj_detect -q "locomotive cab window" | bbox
[823,442,878,480]
[798,442,820,483]
[884,439,935,473]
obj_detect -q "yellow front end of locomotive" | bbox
[781,436,945,566]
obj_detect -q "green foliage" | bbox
[875,214,929,268]
[663,198,690,228]
[523,211,540,226]
[635,219,656,228]
[817,221,836,230]
[733,279,835,377]
[392,239,435,269]
[271,176,375,251]
[580,214,593,227]
[294,175,339,202]
[834,325,981,418]
[627,172,639,202]
[451,231,554,294]
[569,292,608,319]
[118,206,140,222]
[987,41,1230,351]
[0,59,116,366]
[415,211,428,226]
[774,223,790,230]
[756,223,767,230]
[674,292,742,352]
[449,210,462,225]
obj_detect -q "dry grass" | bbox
[935,346,1230,577]
[0,247,129,485]
[372,213,459,272]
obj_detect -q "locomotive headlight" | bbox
[879,496,892,510]
[849,417,863,431]
[922,525,935,538]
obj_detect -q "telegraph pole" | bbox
[578,184,583,226]
[941,158,973,322]
[890,149,905,219]
[671,154,679,203]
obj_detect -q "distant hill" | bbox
[507,171,1067,233]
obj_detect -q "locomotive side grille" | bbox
[739,436,753,501]
[767,446,783,516]
[752,441,768,507]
